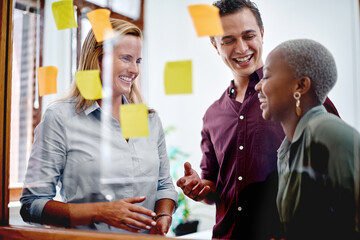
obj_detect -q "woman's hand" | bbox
[149,214,172,235]
[95,196,157,232]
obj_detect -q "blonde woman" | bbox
[20,19,177,235]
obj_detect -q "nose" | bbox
[235,39,249,54]
[255,79,263,92]
[128,61,139,75]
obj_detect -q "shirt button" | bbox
[238,206,242,211]
[239,145,244,150]
[238,176,243,181]
[239,115,244,120]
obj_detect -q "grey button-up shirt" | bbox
[277,105,360,238]
[20,99,177,233]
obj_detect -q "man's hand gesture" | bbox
[176,162,212,201]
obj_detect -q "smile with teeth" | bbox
[119,76,133,82]
[234,54,253,63]
[258,93,267,103]
[259,98,267,103]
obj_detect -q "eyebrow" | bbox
[220,30,257,40]
[221,35,234,41]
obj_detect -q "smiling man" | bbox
[177,0,339,239]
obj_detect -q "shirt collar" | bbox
[278,105,326,157]
[84,101,101,116]
[228,67,263,98]
[84,94,130,116]
[292,105,327,143]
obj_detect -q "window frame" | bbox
[0,0,172,239]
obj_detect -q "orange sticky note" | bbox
[52,0,78,30]
[120,104,149,138]
[87,9,115,42]
[164,60,192,95]
[37,66,58,97]
[188,4,224,37]
[75,70,103,100]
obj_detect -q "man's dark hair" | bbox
[210,0,263,41]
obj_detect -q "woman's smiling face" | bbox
[112,35,142,96]
[255,48,298,122]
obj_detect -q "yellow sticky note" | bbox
[120,104,149,138]
[188,4,224,37]
[37,66,58,97]
[164,60,192,95]
[52,0,78,30]
[75,70,103,100]
[87,9,115,42]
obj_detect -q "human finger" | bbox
[123,215,156,230]
[159,222,169,235]
[128,208,157,226]
[188,182,204,200]
[117,222,142,233]
[127,201,156,218]
[195,185,211,201]
[183,179,199,196]
[184,162,193,176]
[176,177,186,188]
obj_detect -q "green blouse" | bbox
[277,105,360,239]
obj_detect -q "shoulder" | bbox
[306,113,358,146]
[148,110,162,128]
[148,110,159,120]
[42,100,77,124]
[204,88,228,119]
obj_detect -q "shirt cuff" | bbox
[156,189,179,210]
[29,198,51,223]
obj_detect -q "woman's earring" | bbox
[293,92,301,117]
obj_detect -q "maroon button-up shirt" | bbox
[200,68,339,239]
[200,68,284,239]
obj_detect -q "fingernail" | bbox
[146,225,151,230]
[151,221,157,226]
[151,212,156,217]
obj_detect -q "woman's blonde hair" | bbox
[64,19,143,114]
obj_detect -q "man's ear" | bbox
[260,27,264,44]
[295,76,311,95]
[211,38,220,55]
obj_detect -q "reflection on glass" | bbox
[9,4,40,226]
[18,17,177,235]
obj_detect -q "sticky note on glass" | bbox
[37,66,58,97]
[75,70,103,100]
[87,9,114,42]
[188,4,224,37]
[120,104,149,138]
[164,60,192,95]
[52,0,78,30]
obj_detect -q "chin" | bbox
[261,111,271,120]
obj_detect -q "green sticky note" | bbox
[52,0,78,30]
[164,60,192,95]
[120,104,149,139]
[37,66,58,97]
[75,70,103,100]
